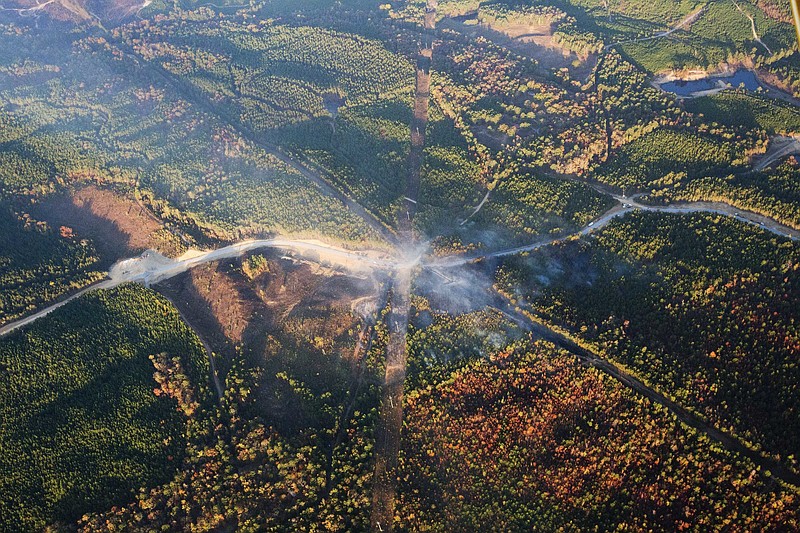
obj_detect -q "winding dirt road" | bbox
[434,193,798,269]
[0,279,117,338]
[755,135,800,171]
[3,195,796,337]
[0,239,394,339]
[731,0,771,55]
[612,5,706,47]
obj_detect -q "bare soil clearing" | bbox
[755,135,800,170]
[440,17,594,73]
[1,0,146,23]
[34,185,185,260]
[159,250,382,379]
[159,261,259,376]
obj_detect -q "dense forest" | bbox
[685,90,800,135]
[1,0,800,530]
[0,205,103,324]
[497,212,800,474]
[2,0,797,247]
[0,20,381,246]
[396,341,800,531]
[0,285,210,531]
[77,257,388,531]
[77,354,379,531]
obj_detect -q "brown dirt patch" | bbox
[4,0,144,23]
[33,185,185,261]
[495,21,551,41]
[473,124,509,150]
[88,0,147,22]
[159,260,260,376]
[441,18,587,72]
[251,255,380,356]
[7,0,91,22]
[158,250,382,378]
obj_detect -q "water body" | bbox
[660,70,760,97]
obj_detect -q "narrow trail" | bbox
[324,281,390,497]
[612,5,706,47]
[492,299,800,490]
[160,292,224,398]
[460,188,491,225]
[732,0,772,55]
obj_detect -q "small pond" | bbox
[660,70,761,97]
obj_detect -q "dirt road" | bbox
[0,279,116,337]
[370,3,437,528]
[732,0,771,55]
[433,193,799,269]
[0,238,394,339]
[754,136,800,171]
[5,193,797,337]
[99,30,398,246]
[612,5,706,47]
[5,190,797,337]
[160,292,224,398]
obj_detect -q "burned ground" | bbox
[158,249,384,393]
